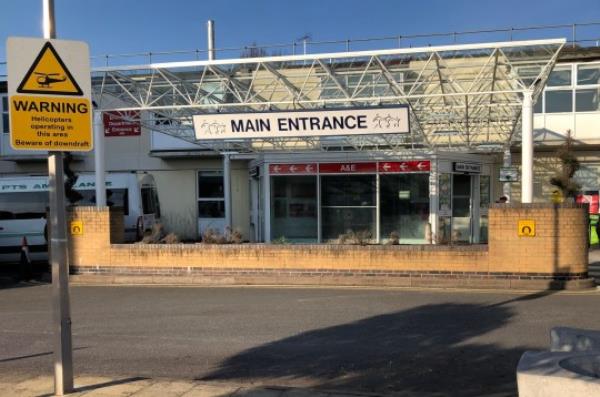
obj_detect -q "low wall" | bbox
[67,204,593,290]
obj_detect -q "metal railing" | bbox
[1,21,600,77]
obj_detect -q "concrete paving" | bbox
[0,375,378,397]
[1,284,600,397]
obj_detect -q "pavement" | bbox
[1,252,599,397]
[1,375,379,397]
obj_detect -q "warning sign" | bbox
[6,37,92,151]
[518,220,536,237]
[70,220,83,236]
[17,42,83,96]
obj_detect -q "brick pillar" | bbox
[488,203,588,275]
[68,207,117,268]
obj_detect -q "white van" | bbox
[0,172,160,263]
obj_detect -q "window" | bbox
[0,192,48,220]
[379,174,429,243]
[577,64,600,86]
[321,175,376,241]
[271,176,317,242]
[1,96,8,133]
[534,97,543,114]
[576,88,600,112]
[141,187,159,215]
[545,90,573,113]
[547,69,572,87]
[198,171,225,218]
[76,189,129,215]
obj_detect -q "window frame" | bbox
[197,170,225,219]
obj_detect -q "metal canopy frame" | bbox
[92,38,565,154]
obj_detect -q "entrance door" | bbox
[451,174,472,243]
[197,171,226,237]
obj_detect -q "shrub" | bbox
[337,229,372,245]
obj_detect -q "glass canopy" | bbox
[92,38,565,154]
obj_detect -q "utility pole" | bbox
[43,0,74,394]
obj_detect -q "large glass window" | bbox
[380,174,429,243]
[0,192,48,220]
[545,90,573,113]
[321,175,376,241]
[577,64,600,85]
[271,176,317,242]
[198,172,225,218]
[547,69,572,86]
[76,189,129,215]
[576,88,600,112]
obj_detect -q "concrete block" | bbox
[517,351,600,397]
[551,327,600,353]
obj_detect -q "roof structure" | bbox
[91,38,565,154]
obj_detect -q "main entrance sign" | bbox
[6,38,93,151]
[194,106,409,140]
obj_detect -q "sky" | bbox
[1,0,600,65]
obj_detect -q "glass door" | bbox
[451,174,472,243]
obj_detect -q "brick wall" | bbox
[488,203,588,274]
[67,204,592,289]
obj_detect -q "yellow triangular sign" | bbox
[17,42,83,96]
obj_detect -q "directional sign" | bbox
[377,161,431,173]
[269,163,317,175]
[7,37,93,151]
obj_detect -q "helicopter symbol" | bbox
[34,72,67,88]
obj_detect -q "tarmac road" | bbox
[1,284,600,396]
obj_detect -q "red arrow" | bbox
[417,161,428,170]
[289,165,298,173]
[382,163,391,171]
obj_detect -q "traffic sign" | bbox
[6,37,93,151]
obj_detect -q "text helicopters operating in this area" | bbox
[34,72,67,88]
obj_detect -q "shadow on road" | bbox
[0,347,89,364]
[201,302,532,396]
[0,263,49,290]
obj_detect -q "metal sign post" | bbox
[44,0,74,394]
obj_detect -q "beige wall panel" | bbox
[151,170,198,240]
[230,161,250,241]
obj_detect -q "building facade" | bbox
[1,41,599,245]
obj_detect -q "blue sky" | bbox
[1,0,600,64]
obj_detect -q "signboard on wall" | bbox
[453,162,481,174]
[193,106,409,140]
[268,161,431,175]
[103,111,141,137]
[576,192,599,213]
